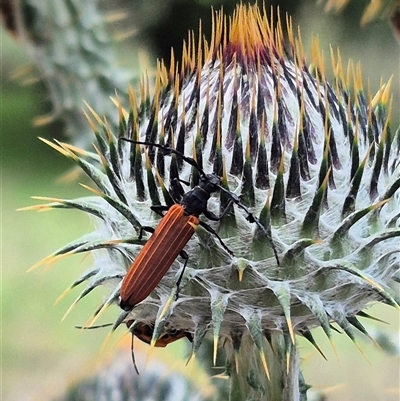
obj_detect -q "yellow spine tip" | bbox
[234,350,240,374]
[61,299,79,322]
[100,331,115,352]
[213,334,219,366]
[145,339,157,367]
[259,351,271,380]
[186,352,196,376]
[286,351,290,374]
[54,286,73,305]
[287,317,295,344]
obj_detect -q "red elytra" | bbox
[120,204,199,310]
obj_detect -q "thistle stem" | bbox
[228,333,303,401]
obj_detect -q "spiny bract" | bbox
[28,3,399,395]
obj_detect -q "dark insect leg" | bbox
[175,250,189,300]
[177,178,190,186]
[139,226,155,240]
[170,177,185,202]
[75,323,113,329]
[217,186,280,265]
[202,199,234,221]
[150,204,170,218]
[199,221,234,256]
[130,332,140,375]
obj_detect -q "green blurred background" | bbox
[2,1,399,400]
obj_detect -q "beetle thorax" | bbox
[199,173,221,193]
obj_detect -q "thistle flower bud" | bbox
[29,4,399,399]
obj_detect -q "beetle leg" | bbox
[203,209,219,220]
[170,177,185,201]
[203,199,234,221]
[130,332,140,375]
[175,250,189,299]
[139,226,155,240]
[216,186,280,265]
[178,178,190,186]
[217,187,257,221]
[150,204,170,217]
[199,221,234,256]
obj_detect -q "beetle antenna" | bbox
[120,138,206,176]
[217,185,280,266]
[120,138,279,265]
[130,333,140,375]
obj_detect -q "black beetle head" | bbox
[200,173,221,193]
